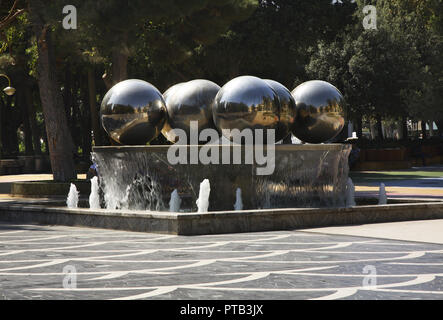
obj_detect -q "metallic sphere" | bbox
[212,76,285,143]
[100,79,167,145]
[263,79,296,142]
[161,79,220,143]
[291,80,345,144]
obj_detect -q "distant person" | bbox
[86,162,98,180]
[411,145,426,166]
[348,142,361,169]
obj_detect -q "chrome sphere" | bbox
[291,80,345,144]
[263,79,296,141]
[212,76,284,143]
[100,79,167,145]
[161,79,220,143]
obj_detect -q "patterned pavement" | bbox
[1,223,443,300]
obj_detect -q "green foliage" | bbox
[1,0,442,158]
[142,0,358,90]
[306,0,442,127]
[69,0,258,70]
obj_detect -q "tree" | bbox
[73,0,259,145]
[27,0,77,181]
[75,0,258,89]
[375,0,443,136]
[2,0,259,180]
[306,0,441,140]
[0,0,25,30]
[178,0,358,90]
[1,10,43,156]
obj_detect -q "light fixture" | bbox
[0,74,16,96]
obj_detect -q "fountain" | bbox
[234,188,243,211]
[346,178,356,207]
[5,78,441,236]
[291,134,302,145]
[89,176,101,209]
[196,179,211,212]
[169,189,181,212]
[379,183,388,205]
[92,143,350,211]
[66,183,79,209]
[92,77,350,213]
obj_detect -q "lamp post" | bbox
[0,74,15,159]
[0,74,16,96]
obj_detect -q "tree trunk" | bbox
[429,121,434,137]
[111,46,128,85]
[0,98,3,157]
[87,68,103,146]
[17,84,34,155]
[421,120,427,139]
[356,116,363,139]
[103,33,129,90]
[28,0,76,181]
[42,127,49,155]
[24,83,41,155]
[1,95,19,155]
[369,122,376,140]
[376,114,383,141]
[80,83,92,156]
[436,119,443,136]
[0,98,6,156]
[63,66,82,152]
[402,117,408,141]
[63,64,73,125]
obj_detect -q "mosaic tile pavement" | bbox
[1,222,443,300]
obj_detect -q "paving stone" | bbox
[1,222,443,300]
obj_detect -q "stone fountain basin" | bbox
[10,180,91,197]
[0,200,442,235]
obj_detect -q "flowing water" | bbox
[234,188,243,211]
[379,183,387,205]
[345,178,356,207]
[89,176,101,209]
[91,144,351,211]
[169,189,181,212]
[196,179,210,212]
[67,183,79,209]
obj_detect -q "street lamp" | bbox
[0,74,16,96]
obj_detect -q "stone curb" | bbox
[1,201,443,235]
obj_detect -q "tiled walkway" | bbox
[1,222,443,300]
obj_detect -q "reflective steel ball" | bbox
[100,79,167,145]
[161,79,220,143]
[291,80,345,144]
[263,79,296,142]
[212,76,286,143]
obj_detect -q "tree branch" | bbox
[0,0,26,30]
